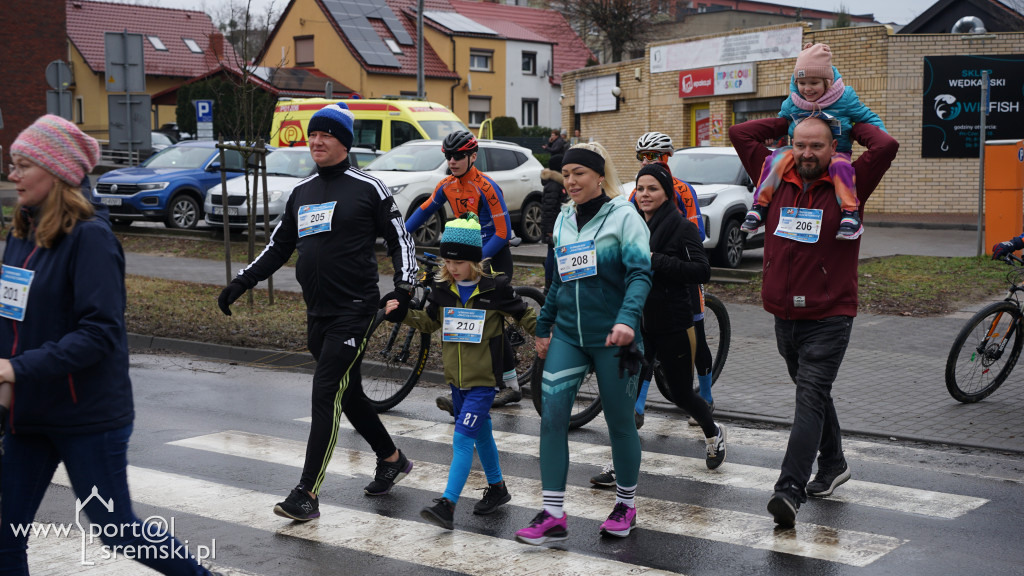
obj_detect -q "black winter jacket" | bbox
[641,200,710,334]
[235,157,417,317]
[540,168,567,242]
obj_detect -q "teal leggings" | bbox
[539,336,642,490]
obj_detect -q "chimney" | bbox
[209,32,225,62]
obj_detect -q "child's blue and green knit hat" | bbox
[440,212,483,262]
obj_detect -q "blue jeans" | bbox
[0,424,212,575]
[773,316,853,504]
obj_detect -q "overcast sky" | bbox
[128,0,953,27]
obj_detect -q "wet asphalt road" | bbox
[23,353,1024,575]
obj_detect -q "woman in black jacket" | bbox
[540,154,566,292]
[635,162,727,469]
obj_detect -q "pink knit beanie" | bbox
[10,114,100,186]
[794,43,834,82]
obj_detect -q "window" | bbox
[469,50,492,72]
[391,120,422,148]
[522,51,536,75]
[74,97,84,124]
[352,119,383,150]
[295,36,314,67]
[147,36,167,51]
[522,99,538,127]
[467,96,491,127]
[484,147,522,172]
[384,38,402,54]
[182,38,203,54]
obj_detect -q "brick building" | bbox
[0,0,66,172]
[560,23,1024,216]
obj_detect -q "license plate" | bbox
[212,206,238,216]
[100,197,122,206]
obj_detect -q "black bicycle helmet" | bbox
[442,131,479,154]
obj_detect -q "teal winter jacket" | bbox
[779,67,886,153]
[537,195,652,347]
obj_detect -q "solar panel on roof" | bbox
[422,11,497,36]
[324,0,403,68]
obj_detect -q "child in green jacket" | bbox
[384,214,536,529]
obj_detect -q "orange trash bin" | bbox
[984,139,1024,254]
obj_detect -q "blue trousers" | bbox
[0,424,211,575]
[773,316,853,504]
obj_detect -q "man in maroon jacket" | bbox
[728,115,898,528]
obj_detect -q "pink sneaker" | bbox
[515,510,568,545]
[599,502,637,537]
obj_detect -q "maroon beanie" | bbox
[794,43,834,82]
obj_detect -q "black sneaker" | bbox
[420,497,455,530]
[364,450,413,495]
[767,491,799,528]
[589,465,616,487]
[273,485,320,521]
[436,395,455,417]
[634,410,645,430]
[836,210,864,240]
[473,481,511,515]
[492,387,522,407]
[806,461,851,497]
[704,424,727,470]
[741,205,766,233]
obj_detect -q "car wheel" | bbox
[712,218,744,269]
[166,195,200,229]
[411,210,444,246]
[519,199,543,243]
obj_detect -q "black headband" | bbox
[562,148,605,176]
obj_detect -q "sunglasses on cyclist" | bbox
[445,151,470,161]
[636,151,665,162]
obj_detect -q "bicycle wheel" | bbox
[703,292,731,383]
[531,356,604,429]
[362,308,431,412]
[945,300,1023,403]
[507,286,545,388]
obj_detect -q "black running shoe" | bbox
[420,497,455,530]
[473,481,511,515]
[364,449,413,495]
[767,491,799,528]
[273,485,320,521]
[436,395,455,417]
[806,461,851,498]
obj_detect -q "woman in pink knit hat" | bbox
[0,115,226,575]
[741,42,887,241]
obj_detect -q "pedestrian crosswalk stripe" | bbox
[172,431,904,566]
[50,464,684,576]
[325,413,989,520]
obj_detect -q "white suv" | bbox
[626,147,762,268]
[363,139,544,246]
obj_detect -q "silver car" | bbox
[204,147,317,231]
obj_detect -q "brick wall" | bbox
[561,23,1024,215]
[0,0,67,171]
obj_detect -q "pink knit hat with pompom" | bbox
[10,114,100,186]
[794,43,834,81]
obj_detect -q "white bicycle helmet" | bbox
[635,131,674,155]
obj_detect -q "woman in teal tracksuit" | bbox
[515,143,652,545]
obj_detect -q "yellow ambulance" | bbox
[271,98,468,151]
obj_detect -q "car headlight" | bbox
[137,182,169,191]
[389,184,407,196]
[698,193,717,207]
[267,190,285,203]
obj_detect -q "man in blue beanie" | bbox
[217,101,420,520]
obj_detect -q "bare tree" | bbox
[828,3,852,29]
[210,0,282,64]
[544,0,654,63]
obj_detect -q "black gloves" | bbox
[992,237,1024,260]
[615,341,645,379]
[217,279,248,316]
[379,282,413,322]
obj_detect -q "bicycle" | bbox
[945,252,1024,403]
[530,290,731,429]
[361,252,545,412]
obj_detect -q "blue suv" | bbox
[93,141,251,229]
